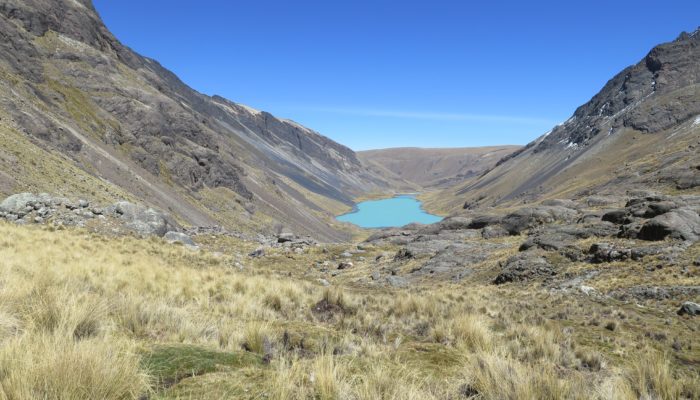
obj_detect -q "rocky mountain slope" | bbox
[358,146,520,188]
[428,29,700,214]
[0,0,396,241]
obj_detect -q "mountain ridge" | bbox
[0,0,398,241]
[424,28,700,214]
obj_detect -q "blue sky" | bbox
[93,1,700,150]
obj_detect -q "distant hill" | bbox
[358,146,521,188]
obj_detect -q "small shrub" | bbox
[575,350,603,371]
[625,351,681,399]
[242,321,271,355]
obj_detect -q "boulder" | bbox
[493,253,555,284]
[500,206,578,235]
[638,208,700,241]
[468,214,501,229]
[602,210,628,224]
[677,301,700,316]
[164,231,195,246]
[0,193,52,214]
[110,201,178,237]
[589,243,631,263]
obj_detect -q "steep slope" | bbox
[0,0,392,241]
[358,146,520,188]
[432,29,700,213]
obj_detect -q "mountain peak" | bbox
[677,26,700,41]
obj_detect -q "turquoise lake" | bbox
[336,195,443,228]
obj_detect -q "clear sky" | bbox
[93,0,699,151]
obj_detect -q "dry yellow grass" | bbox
[0,221,696,399]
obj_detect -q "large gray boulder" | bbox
[0,193,53,214]
[638,208,700,241]
[109,201,177,237]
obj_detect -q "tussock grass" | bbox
[0,334,148,399]
[0,222,697,399]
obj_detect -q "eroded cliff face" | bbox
[0,0,393,240]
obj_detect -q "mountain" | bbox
[358,146,520,189]
[429,29,700,214]
[0,0,393,241]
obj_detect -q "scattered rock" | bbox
[609,286,700,301]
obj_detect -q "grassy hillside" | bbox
[0,222,697,399]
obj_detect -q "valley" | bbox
[0,0,698,399]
